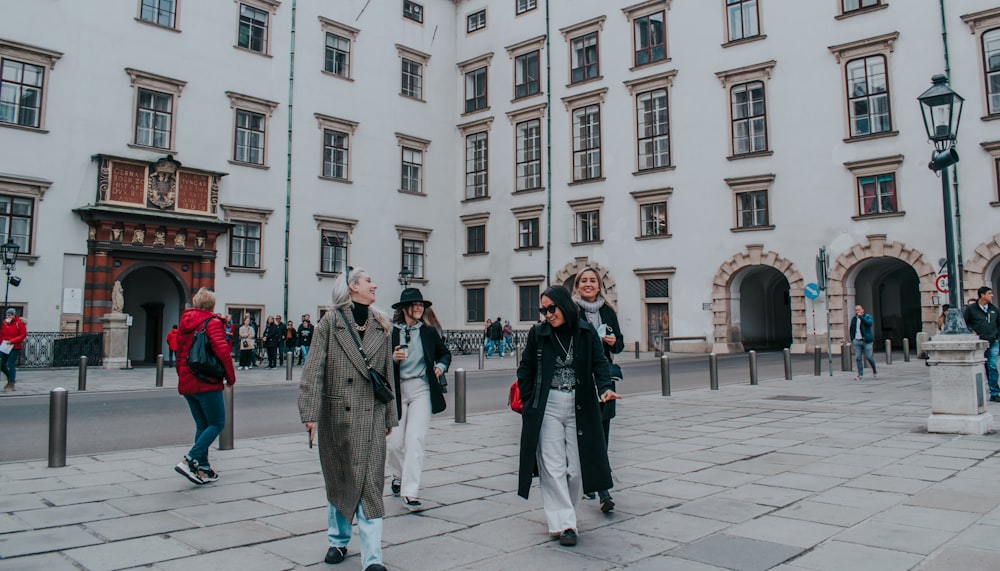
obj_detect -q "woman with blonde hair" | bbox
[572,267,624,513]
[298,267,396,571]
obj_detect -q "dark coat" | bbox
[391,323,451,418]
[964,302,1000,342]
[297,308,397,522]
[849,313,874,343]
[263,322,282,348]
[587,304,624,421]
[516,320,613,499]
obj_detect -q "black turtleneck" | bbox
[552,323,575,359]
[351,302,369,340]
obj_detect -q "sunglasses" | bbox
[539,304,559,316]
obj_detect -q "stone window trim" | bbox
[836,1,889,20]
[221,204,272,277]
[314,214,357,279]
[569,197,603,246]
[396,44,431,65]
[561,87,608,111]
[843,154,904,218]
[961,8,1000,119]
[567,196,605,211]
[512,204,545,219]
[234,0,281,57]
[126,68,187,152]
[0,173,49,265]
[506,102,547,124]
[559,15,606,41]
[828,32,898,140]
[714,59,776,88]
[319,16,360,81]
[725,173,775,231]
[462,212,490,255]
[396,132,431,151]
[505,35,546,58]
[461,278,490,287]
[457,116,493,136]
[631,187,672,241]
[226,91,278,116]
[624,69,677,94]
[316,113,357,182]
[0,39,62,132]
[457,52,494,74]
[512,274,545,285]
[397,225,431,284]
[981,140,1000,204]
[135,0,182,32]
[622,0,671,66]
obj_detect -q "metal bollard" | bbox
[783,348,792,380]
[478,345,484,370]
[48,388,68,468]
[709,353,719,390]
[903,338,910,362]
[515,343,521,365]
[660,355,670,396]
[635,341,640,360]
[219,384,234,450]
[749,350,758,385]
[286,352,293,380]
[155,354,164,387]
[885,339,893,365]
[77,356,87,391]
[841,342,852,371]
[814,347,821,376]
[454,368,466,423]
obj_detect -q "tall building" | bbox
[1,0,998,364]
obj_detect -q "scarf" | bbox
[576,295,605,329]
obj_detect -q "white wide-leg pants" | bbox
[536,389,581,534]
[386,377,431,498]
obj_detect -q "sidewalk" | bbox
[2,358,1000,570]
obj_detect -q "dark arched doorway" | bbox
[121,266,186,364]
[733,266,792,351]
[849,258,921,348]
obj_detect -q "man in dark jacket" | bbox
[964,287,1000,402]
[488,316,504,357]
[849,304,878,380]
[297,314,314,365]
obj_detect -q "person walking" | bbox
[297,314,314,365]
[284,319,297,366]
[503,320,514,354]
[263,315,281,369]
[483,318,492,356]
[572,267,624,513]
[387,288,451,511]
[489,316,504,357]
[299,268,396,571]
[849,304,878,380]
[0,308,26,391]
[166,324,179,367]
[173,288,236,485]
[516,285,621,547]
[238,315,255,370]
[274,314,285,366]
[963,286,1000,403]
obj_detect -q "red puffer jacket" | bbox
[0,316,27,350]
[176,308,236,395]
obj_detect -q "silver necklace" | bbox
[553,331,573,358]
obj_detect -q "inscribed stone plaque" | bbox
[177,172,209,212]
[109,162,146,204]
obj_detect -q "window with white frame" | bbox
[715,60,774,157]
[631,188,671,240]
[222,204,272,274]
[516,0,537,15]
[562,88,606,182]
[725,174,774,230]
[314,215,357,276]
[321,17,360,79]
[512,204,544,251]
[516,118,541,190]
[139,0,177,28]
[227,91,277,166]
[569,197,602,244]
[726,0,759,42]
[126,68,185,150]
[465,132,488,199]
[403,0,423,23]
[515,51,540,99]
[637,88,670,169]
[396,133,429,193]
[236,1,275,54]
[461,212,489,255]
[315,114,357,182]
[397,225,431,281]
[467,9,486,33]
[0,175,47,256]
[829,33,897,140]
[844,155,903,218]
[397,44,430,100]
[0,40,61,131]
[465,67,487,113]
[561,16,604,84]
[961,10,1000,118]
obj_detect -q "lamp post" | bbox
[0,238,20,311]
[918,74,969,335]
[398,266,413,288]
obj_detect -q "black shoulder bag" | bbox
[338,309,394,405]
[188,317,225,383]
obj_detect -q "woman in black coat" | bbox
[573,267,624,512]
[516,285,621,547]
[262,316,281,369]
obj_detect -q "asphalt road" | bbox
[0,352,819,462]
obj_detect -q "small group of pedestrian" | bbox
[485,316,505,357]
[964,287,1000,402]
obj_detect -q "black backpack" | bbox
[188,317,225,383]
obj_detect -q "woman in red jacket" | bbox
[165,325,179,367]
[174,288,236,484]
[0,308,27,391]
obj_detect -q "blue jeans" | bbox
[985,341,999,397]
[183,390,226,467]
[328,501,382,569]
[1,348,19,384]
[299,345,309,364]
[852,339,877,377]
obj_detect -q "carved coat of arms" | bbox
[147,156,179,209]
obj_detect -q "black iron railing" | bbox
[19,332,104,368]
[442,329,529,355]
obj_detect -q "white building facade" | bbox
[1,0,999,363]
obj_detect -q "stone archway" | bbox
[828,234,937,346]
[711,244,806,353]
[552,257,619,308]
[962,232,1000,301]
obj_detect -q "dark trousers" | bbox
[239,349,253,368]
[266,346,277,368]
[1,348,19,384]
[183,390,225,467]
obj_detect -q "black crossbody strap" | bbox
[337,309,375,371]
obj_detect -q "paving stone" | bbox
[633,457,714,474]
[254,489,327,511]
[183,481,282,503]
[462,541,622,571]
[256,531,333,566]
[106,491,203,515]
[875,504,979,532]
[623,555,729,571]
[83,511,197,541]
[952,523,1000,552]
[260,473,324,492]
[0,493,47,512]
[676,468,764,488]
[0,552,82,570]
[173,498,286,525]
[170,520,289,551]
[445,515,548,552]
[16,502,129,529]
[155,546,297,571]
[257,506,327,535]
[611,510,727,543]
[835,520,953,555]
[420,498,528,526]
[419,482,498,505]
[774,500,877,527]
[791,540,924,570]
[0,526,102,557]
[755,472,846,492]
[64,535,198,570]
[872,463,956,482]
[40,484,137,506]
[670,533,802,571]
[726,515,841,549]
[811,487,908,510]
[671,497,774,524]
[633,479,725,500]
[917,545,1000,571]
[714,483,813,508]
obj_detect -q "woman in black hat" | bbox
[386,288,452,511]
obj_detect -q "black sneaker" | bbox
[364,565,387,571]
[174,457,206,485]
[600,495,615,513]
[403,497,422,511]
[198,466,219,483]
[324,546,347,564]
[990,396,1000,403]
[391,478,401,496]
[559,529,577,546]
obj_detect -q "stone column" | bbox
[924,333,992,434]
[101,312,130,369]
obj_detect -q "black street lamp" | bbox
[918,74,968,334]
[0,238,20,312]
[398,266,413,288]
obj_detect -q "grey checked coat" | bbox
[298,307,397,521]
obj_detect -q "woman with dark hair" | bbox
[263,315,281,369]
[516,285,621,547]
[573,267,624,512]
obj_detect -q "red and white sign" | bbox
[935,273,949,294]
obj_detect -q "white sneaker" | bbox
[175,458,206,485]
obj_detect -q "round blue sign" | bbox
[804,283,820,300]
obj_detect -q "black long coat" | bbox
[516,320,613,499]
[391,324,451,419]
[591,304,624,421]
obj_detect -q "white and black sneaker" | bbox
[402,497,422,511]
[198,466,220,483]
[175,457,206,485]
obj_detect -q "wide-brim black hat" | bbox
[392,288,432,309]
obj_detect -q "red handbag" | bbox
[509,381,523,414]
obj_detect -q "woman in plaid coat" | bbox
[299,268,397,571]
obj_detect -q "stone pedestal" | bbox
[101,313,130,369]
[924,333,992,434]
